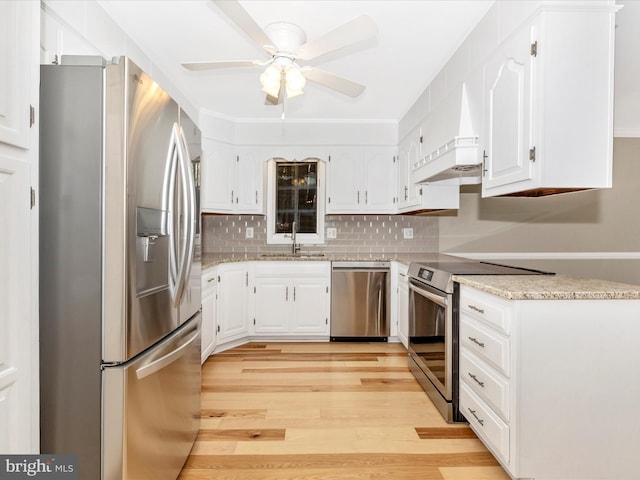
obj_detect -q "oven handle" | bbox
[408,279,448,308]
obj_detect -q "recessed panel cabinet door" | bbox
[290,279,329,335]
[254,278,289,334]
[482,25,535,192]
[0,1,31,149]
[0,154,31,452]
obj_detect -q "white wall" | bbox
[40,0,198,121]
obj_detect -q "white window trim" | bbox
[266,157,326,245]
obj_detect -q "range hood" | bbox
[412,83,481,184]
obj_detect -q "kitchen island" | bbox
[454,275,640,480]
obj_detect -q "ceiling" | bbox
[97,0,494,121]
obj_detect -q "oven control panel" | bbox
[418,268,434,282]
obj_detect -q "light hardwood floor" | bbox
[178,342,511,479]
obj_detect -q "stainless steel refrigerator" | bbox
[39,56,201,480]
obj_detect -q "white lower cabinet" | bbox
[200,267,218,363]
[253,262,330,336]
[458,283,640,480]
[396,263,409,348]
[216,263,252,344]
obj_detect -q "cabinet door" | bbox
[254,277,290,333]
[482,25,534,192]
[217,266,249,342]
[235,148,264,214]
[326,149,361,213]
[364,149,396,213]
[0,1,31,149]
[201,138,235,212]
[290,278,329,335]
[397,271,409,348]
[0,0,37,454]
[201,289,216,363]
[397,132,422,211]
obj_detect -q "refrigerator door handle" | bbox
[164,126,180,303]
[177,125,196,292]
[168,123,191,307]
[135,330,199,380]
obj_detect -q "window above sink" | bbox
[266,158,326,246]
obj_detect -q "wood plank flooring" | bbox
[178,342,511,480]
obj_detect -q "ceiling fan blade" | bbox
[296,15,378,61]
[302,67,366,98]
[182,60,262,71]
[212,0,276,56]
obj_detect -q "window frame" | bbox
[266,157,326,246]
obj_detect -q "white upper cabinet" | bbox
[396,130,423,211]
[481,4,616,197]
[482,23,534,192]
[201,139,265,214]
[0,1,32,149]
[326,147,396,214]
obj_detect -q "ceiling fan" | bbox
[181,0,378,105]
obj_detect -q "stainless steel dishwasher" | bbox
[330,261,390,341]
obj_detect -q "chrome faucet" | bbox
[291,221,301,255]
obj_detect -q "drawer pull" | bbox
[207,277,216,283]
[468,336,485,348]
[468,372,485,388]
[469,304,485,314]
[467,408,485,426]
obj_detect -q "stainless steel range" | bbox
[407,256,552,423]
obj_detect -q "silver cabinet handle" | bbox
[293,286,296,301]
[357,190,360,204]
[468,336,485,348]
[286,286,289,301]
[365,191,368,204]
[467,408,485,426]
[468,304,485,314]
[468,372,485,388]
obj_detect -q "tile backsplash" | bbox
[202,214,438,254]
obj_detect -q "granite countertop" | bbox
[200,252,456,270]
[201,253,640,300]
[454,274,640,300]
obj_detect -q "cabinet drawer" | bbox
[460,382,510,464]
[202,269,217,293]
[460,285,514,335]
[460,317,510,377]
[460,350,510,421]
[255,261,330,277]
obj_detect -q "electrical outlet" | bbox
[402,227,413,239]
[326,227,337,239]
[245,227,254,239]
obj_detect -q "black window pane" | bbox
[274,161,319,235]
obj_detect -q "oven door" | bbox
[408,279,453,401]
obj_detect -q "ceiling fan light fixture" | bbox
[284,65,306,98]
[259,64,282,97]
